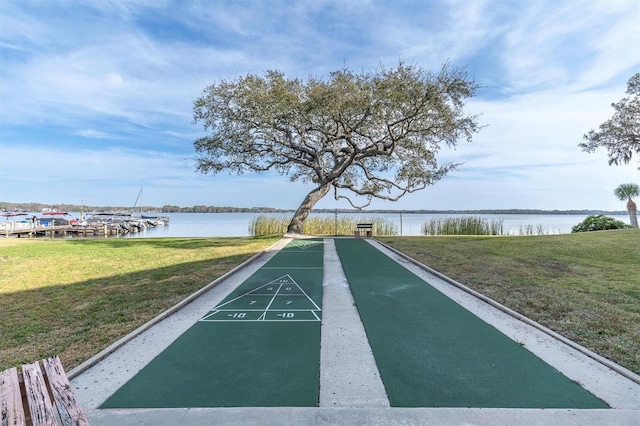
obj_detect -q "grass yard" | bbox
[0,236,280,371]
[380,229,640,375]
[2,231,638,376]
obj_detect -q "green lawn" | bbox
[0,236,280,371]
[379,229,640,375]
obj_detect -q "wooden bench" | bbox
[354,223,373,237]
[0,356,89,426]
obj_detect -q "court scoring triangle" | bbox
[200,274,321,322]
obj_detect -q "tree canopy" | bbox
[580,73,640,166]
[193,62,481,233]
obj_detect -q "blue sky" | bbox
[1,0,639,211]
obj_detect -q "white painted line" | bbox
[262,283,282,313]
[199,274,322,322]
[284,275,321,311]
[209,308,312,311]
[200,309,221,321]
[261,267,323,269]
[199,319,321,322]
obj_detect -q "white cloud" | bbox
[497,1,639,91]
[1,0,638,211]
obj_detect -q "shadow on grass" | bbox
[0,250,267,371]
[63,235,280,249]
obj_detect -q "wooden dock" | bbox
[1,219,165,238]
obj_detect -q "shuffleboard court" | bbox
[334,239,609,408]
[100,239,324,408]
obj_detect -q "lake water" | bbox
[120,212,631,238]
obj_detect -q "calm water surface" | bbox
[122,212,631,238]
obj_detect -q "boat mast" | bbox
[132,180,143,215]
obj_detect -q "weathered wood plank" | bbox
[0,367,26,426]
[21,362,57,426]
[42,357,89,426]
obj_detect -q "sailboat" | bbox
[132,181,169,226]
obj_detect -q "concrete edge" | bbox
[83,406,640,426]
[373,238,640,386]
[67,236,288,380]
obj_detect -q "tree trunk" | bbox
[627,199,638,228]
[287,181,333,234]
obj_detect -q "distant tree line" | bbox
[351,209,628,215]
[0,202,290,214]
[159,205,288,213]
[1,202,626,216]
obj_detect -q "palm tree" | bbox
[614,183,639,228]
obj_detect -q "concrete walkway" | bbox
[319,239,389,407]
[71,237,640,425]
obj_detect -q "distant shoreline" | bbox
[311,209,628,215]
[0,202,627,216]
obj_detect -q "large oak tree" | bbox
[580,73,640,166]
[193,63,481,234]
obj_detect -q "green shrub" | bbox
[571,215,631,233]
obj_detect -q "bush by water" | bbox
[571,215,631,232]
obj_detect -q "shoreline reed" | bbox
[249,215,398,236]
